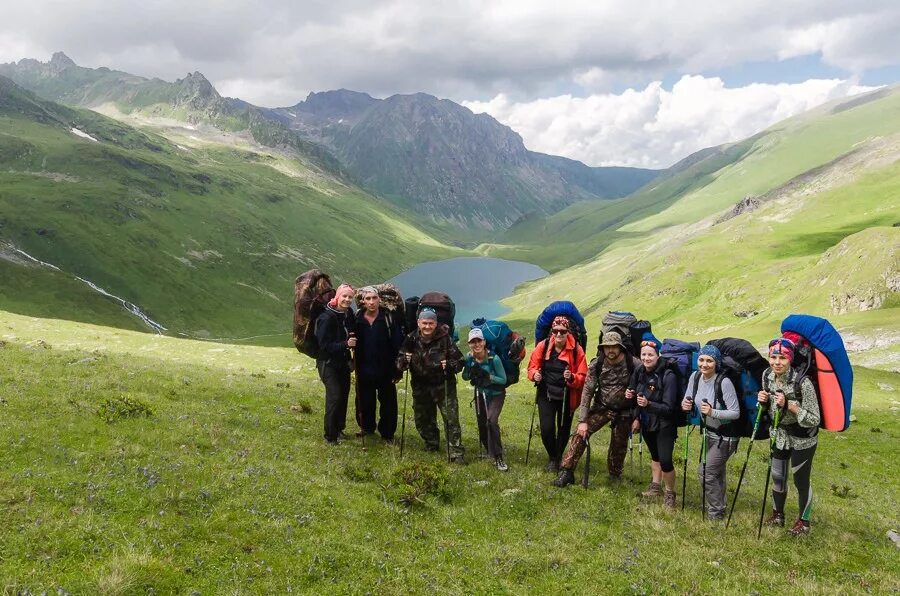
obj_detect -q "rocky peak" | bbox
[49,52,77,71]
[297,89,378,119]
[175,72,219,99]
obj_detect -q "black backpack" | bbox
[685,361,770,439]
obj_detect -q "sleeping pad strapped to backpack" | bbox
[293,269,336,358]
[534,301,587,349]
[471,318,527,387]
[780,314,853,432]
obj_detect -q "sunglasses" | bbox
[768,338,796,350]
[640,340,658,348]
[551,329,568,336]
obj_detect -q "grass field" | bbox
[1,311,898,593]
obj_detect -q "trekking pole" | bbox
[481,389,490,459]
[700,400,708,520]
[444,377,452,463]
[757,396,785,539]
[474,387,483,459]
[628,432,634,479]
[638,429,643,476]
[349,332,365,451]
[525,385,538,465]
[681,425,692,512]
[582,435,591,489]
[726,404,765,528]
[399,370,409,458]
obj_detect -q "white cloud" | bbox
[463,76,877,168]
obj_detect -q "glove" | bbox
[468,365,491,388]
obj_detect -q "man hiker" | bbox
[354,286,404,443]
[554,331,638,487]
[397,308,467,462]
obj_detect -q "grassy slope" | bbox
[0,98,463,340]
[0,310,897,593]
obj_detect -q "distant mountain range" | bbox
[0,53,660,231]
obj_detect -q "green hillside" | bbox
[0,77,462,340]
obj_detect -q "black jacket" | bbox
[629,363,679,431]
[355,308,404,380]
[315,305,354,366]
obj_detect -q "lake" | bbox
[388,257,547,326]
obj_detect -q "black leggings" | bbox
[772,443,817,521]
[537,389,573,463]
[642,426,677,473]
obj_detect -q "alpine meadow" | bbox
[1,23,899,596]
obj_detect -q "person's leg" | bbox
[701,435,738,519]
[336,367,351,435]
[438,383,464,459]
[657,425,678,494]
[607,413,632,479]
[560,410,613,470]
[537,393,560,462]
[357,374,378,434]
[641,429,663,496]
[412,383,440,451]
[486,395,505,459]
[474,390,489,454]
[377,377,398,440]
[320,363,341,442]
[771,446,790,515]
[790,444,817,531]
[556,404,575,463]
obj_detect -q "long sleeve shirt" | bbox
[684,371,739,436]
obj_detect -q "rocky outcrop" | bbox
[716,195,761,224]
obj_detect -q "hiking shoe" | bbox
[641,482,663,498]
[608,474,623,484]
[495,457,509,472]
[545,459,559,473]
[663,490,676,510]
[789,519,811,537]
[553,469,575,488]
[764,511,786,527]
[450,455,466,465]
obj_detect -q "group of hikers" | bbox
[297,274,852,538]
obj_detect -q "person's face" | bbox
[603,345,622,361]
[418,318,437,336]
[551,328,568,347]
[337,289,354,310]
[697,354,717,376]
[469,338,485,355]
[640,346,659,369]
[769,352,791,375]
[362,292,380,313]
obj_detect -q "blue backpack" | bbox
[471,318,526,387]
[661,338,700,426]
[534,301,587,350]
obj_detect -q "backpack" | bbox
[471,318,526,387]
[704,338,771,439]
[597,311,648,357]
[355,283,405,336]
[661,339,701,426]
[780,314,853,432]
[292,269,336,358]
[534,301,588,349]
[405,291,457,340]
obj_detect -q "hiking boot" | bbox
[789,519,811,537]
[545,459,559,473]
[553,469,575,488]
[663,490,676,510]
[495,457,509,472]
[608,474,623,484]
[641,482,663,498]
[764,511,786,527]
[450,455,466,465]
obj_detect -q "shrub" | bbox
[390,462,451,509]
[97,394,153,423]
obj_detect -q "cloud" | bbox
[0,1,897,107]
[463,76,877,168]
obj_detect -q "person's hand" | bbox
[347,336,357,348]
[533,371,542,383]
[787,400,800,414]
[576,422,589,439]
[441,359,447,370]
[563,369,572,381]
[757,390,769,404]
[636,394,648,407]
[774,391,786,408]
[405,353,412,363]
[681,398,693,412]
[625,389,635,400]
[631,419,640,433]
[699,400,712,416]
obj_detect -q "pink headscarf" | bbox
[768,337,795,362]
[329,283,354,308]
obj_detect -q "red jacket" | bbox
[527,333,588,411]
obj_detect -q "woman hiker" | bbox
[462,327,509,471]
[626,332,680,509]
[527,316,587,472]
[681,344,740,520]
[315,283,356,445]
[758,337,821,536]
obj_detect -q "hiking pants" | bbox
[642,426,677,473]
[474,391,505,458]
[560,408,632,477]
[411,380,464,458]
[698,432,740,519]
[318,361,350,442]
[772,443,817,522]
[356,374,398,440]
[537,390,573,464]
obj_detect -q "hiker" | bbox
[315,283,356,445]
[758,337,821,536]
[354,286,404,442]
[626,332,680,508]
[553,331,635,487]
[397,308,466,462]
[681,344,740,520]
[462,328,509,471]
[527,316,587,472]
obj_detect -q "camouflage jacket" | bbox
[397,325,465,386]
[578,355,639,421]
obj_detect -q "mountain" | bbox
[0,75,462,339]
[273,91,660,230]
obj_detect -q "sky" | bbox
[1,1,898,168]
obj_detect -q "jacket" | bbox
[579,354,640,421]
[397,324,465,386]
[355,307,404,380]
[527,334,587,411]
[629,363,679,431]
[462,351,507,401]
[314,305,354,366]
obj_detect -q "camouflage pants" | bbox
[411,380,464,458]
[560,408,633,477]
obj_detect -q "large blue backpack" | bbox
[471,318,526,387]
[661,338,700,426]
[535,301,587,350]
